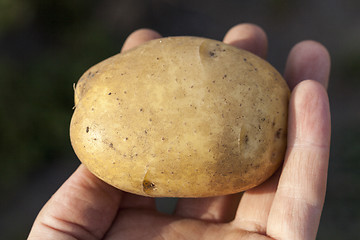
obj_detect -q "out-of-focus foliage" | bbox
[0,0,33,33]
[0,0,120,192]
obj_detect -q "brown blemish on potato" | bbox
[143,179,156,193]
[142,169,157,195]
[275,128,282,139]
[244,134,249,144]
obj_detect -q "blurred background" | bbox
[0,0,359,239]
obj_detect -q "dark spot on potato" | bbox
[209,51,215,57]
[276,128,282,139]
[86,126,89,133]
[109,143,114,148]
[139,108,143,112]
[243,58,247,62]
[252,164,260,169]
[108,92,112,95]
[143,180,155,192]
[223,74,227,79]
[245,135,249,144]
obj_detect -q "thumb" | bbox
[28,165,123,240]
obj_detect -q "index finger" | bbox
[267,80,331,240]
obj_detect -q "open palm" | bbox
[28,24,331,240]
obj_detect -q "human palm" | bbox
[28,24,331,240]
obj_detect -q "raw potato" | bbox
[70,37,290,198]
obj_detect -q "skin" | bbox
[28,23,331,240]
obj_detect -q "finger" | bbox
[106,209,272,240]
[223,23,268,58]
[174,23,268,223]
[174,194,242,223]
[28,164,123,240]
[232,169,280,235]
[284,40,331,90]
[119,192,156,210]
[121,28,162,52]
[267,80,331,240]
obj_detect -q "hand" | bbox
[28,23,331,240]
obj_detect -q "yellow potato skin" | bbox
[70,37,290,197]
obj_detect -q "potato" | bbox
[70,37,290,198]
